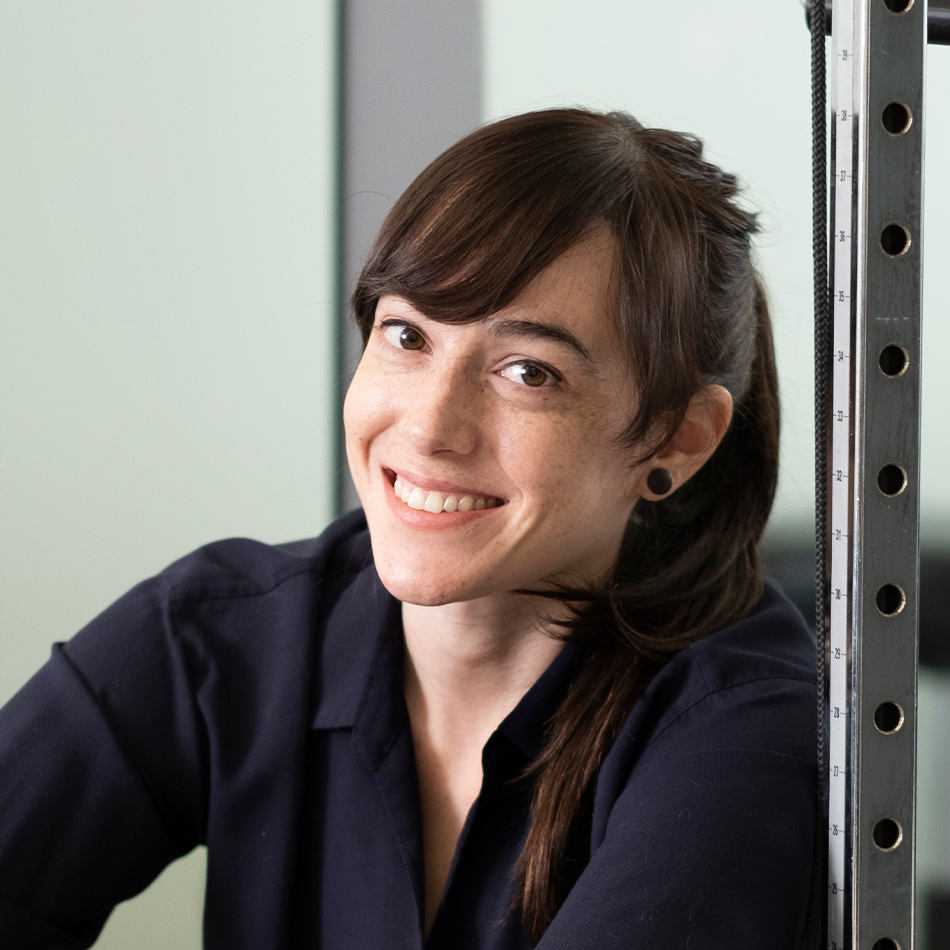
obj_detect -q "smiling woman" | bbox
[346,235,660,608]
[0,109,816,950]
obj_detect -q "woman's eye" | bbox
[499,361,558,388]
[382,322,426,351]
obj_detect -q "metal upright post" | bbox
[827,0,925,947]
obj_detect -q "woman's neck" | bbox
[401,595,567,938]
[401,595,567,742]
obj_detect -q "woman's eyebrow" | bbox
[487,318,595,366]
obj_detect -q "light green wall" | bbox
[483,0,950,539]
[0,1,338,945]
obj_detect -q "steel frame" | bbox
[827,1,925,947]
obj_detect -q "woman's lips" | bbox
[394,474,500,513]
[383,468,505,518]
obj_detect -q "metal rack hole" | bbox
[874,701,904,734]
[881,223,911,256]
[879,344,909,377]
[883,0,913,11]
[882,102,912,135]
[876,584,905,617]
[872,817,903,851]
[871,939,900,950]
[877,464,907,496]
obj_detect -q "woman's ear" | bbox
[638,385,734,500]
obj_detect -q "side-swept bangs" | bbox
[352,108,759,458]
[353,110,626,334]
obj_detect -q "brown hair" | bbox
[352,108,779,943]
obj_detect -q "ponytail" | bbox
[515,279,778,942]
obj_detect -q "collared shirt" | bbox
[0,510,817,949]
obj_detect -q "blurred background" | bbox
[1,1,947,946]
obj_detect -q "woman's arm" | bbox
[0,526,342,950]
[0,577,206,948]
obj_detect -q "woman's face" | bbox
[344,230,646,607]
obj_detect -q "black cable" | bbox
[803,1,830,946]
[810,0,828,811]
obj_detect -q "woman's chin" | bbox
[375,567,468,607]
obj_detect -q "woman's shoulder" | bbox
[45,511,385,827]
[680,577,818,699]
[638,578,815,739]
[595,581,818,810]
[62,509,380,715]
[156,507,372,604]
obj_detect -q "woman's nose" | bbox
[402,359,481,458]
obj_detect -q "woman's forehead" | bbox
[502,232,619,338]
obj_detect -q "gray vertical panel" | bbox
[338,0,482,512]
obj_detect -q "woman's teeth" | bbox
[393,476,499,514]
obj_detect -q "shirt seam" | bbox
[56,640,201,851]
[642,673,817,751]
[165,575,212,839]
[167,561,358,605]
[0,892,100,947]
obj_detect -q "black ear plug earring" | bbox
[646,468,673,496]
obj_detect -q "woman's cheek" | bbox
[343,366,393,496]
[345,359,398,443]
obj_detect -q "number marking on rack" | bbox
[828,0,856,946]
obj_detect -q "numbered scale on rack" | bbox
[827,2,854,944]
[825,0,923,948]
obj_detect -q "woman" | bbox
[0,109,816,949]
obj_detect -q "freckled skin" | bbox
[343,231,645,608]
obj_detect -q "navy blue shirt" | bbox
[0,511,817,949]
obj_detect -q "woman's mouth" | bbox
[392,474,502,514]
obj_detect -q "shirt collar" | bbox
[310,526,398,730]
[495,637,586,760]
